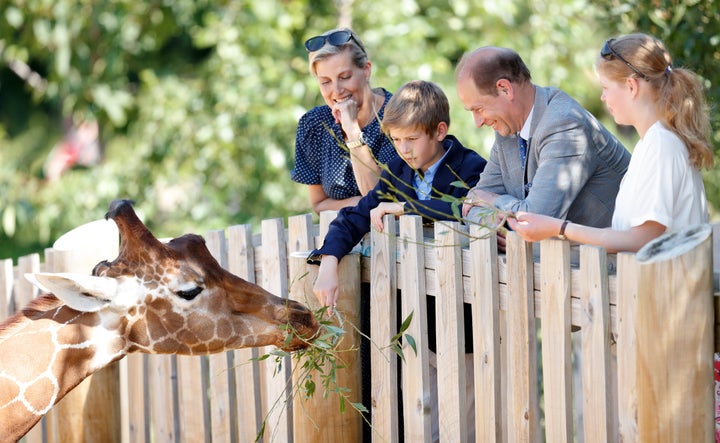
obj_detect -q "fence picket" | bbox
[540,239,573,443]
[469,225,501,443]
[398,215,432,441]
[370,214,399,442]
[616,252,639,442]
[205,230,235,442]
[259,218,292,442]
[227,224,263,442]
[579,245,614,443]
[505,232,540,441]
[434,221,467,442]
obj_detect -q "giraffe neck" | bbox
[0,295,127,440]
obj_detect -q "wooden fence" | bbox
[2,212,716,442]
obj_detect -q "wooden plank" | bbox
[290,211,363,442]
[0,258,12,321]
[504,232,539,442]
[227,224,263,442]
[578,245,614,443]
[398,215,432,441]
[15,253,39,309]
[370,214,399,442]
[635,226,713,442]
[49,243,120,443]
[434,221,467,442]
[177,356,207,442]
[360,257,621,333]
[291,252,362,442]
[259,218,292,442]
[616,252,639,442]
[148,355,175,442]
[469,226,501,443]
[122,354,147,443]
[205,230,234,442]
[539,239,572,443]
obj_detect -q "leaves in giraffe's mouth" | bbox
[252,306,416,441]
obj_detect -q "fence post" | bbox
[469,226,501,442]
[504,231,540,441]
[634,224,714,442]
[46,218,121,443]
[228,223,263,442]
[398,215,432,441]
[288,215,363,442]
[370,214,399,441]
[434,221,468,442]
[1,258,13,321]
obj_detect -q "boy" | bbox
[307,79,486,441]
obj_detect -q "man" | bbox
[456,46,631,248]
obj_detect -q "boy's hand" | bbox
[313,256,340,312]
[370,202,405,232]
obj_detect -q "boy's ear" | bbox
[435,121,448,140]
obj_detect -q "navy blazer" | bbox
[309,135,487,263]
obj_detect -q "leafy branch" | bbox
[252,302,416,442]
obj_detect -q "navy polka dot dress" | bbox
[291,89,398,200]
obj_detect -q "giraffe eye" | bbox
[176,287,203,300]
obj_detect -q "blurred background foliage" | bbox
[1,0,718,260]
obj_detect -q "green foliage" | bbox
[0,0,718,259]
[254,303,414,441]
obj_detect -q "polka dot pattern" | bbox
[291,89,398,200]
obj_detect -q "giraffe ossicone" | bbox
[1,199,319,441]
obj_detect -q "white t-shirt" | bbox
[612,121,708,232]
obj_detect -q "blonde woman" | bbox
[509,33,714,252]
[292,28,398,213]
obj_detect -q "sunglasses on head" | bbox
[304,30,366,54]
[600,39,649,81]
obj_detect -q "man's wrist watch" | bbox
[558,219,570,240]
[346,132,366,150]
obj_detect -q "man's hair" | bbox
[382,80,450,135]
[456,47,532,95]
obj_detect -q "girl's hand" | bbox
[507,211,562,242]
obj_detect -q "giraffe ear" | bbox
[25,273,118,313]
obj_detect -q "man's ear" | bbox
[496,78,513,97]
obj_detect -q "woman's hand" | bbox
[370,202,405,232]
[333,99,361,135]
[313,256,340,312]
[507,211,562,242]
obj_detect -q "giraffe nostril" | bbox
[92,261,111,276]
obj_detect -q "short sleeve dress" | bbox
[291,89,397,200]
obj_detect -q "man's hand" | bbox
[462,188,498,217]
[370,202,405,232]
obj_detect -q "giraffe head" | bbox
[27,199,319,355]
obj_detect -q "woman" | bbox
[291,28,398,213]
[508,33,714,252]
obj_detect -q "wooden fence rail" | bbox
[1,213,715,442]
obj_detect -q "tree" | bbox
[1,0,717,260]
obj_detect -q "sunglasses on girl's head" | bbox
[600,38,649,81]
[304,30,365,54]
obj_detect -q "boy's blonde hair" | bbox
[382,80,450,136]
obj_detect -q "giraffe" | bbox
[0,199,319,441]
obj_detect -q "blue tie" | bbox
[518,136,528,167]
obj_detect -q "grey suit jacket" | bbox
[472,85,631,228]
